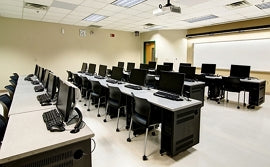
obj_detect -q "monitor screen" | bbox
[98,65,107,77]
[81,62,87,72]
[111,66,123,81]
[57,80,74,122]
[140,64,149,70]
[158,71,185,95]
[148,61,156,69]
[129,69,147,86]
[35,65,40,77]
[42,69,50,88]
[180,63,191,67]
[126,62,135,72]
[34,64,39,76]
[201,63,216,74]
[156,65,171,76]
[163,62,173,71]
[38,67,44,81]
[179,66,196,80]
[88,63,96,74]
[230,64,251,78]
[47,73,56,99]
[118,62,124,68]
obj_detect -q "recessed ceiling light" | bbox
[255,1,270,10]
[184,14,218,23]
[51,1,78,10]
[111,0,146,8]
[83,14,108,22]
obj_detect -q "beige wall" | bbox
[141,30,187,71]
[0,17,141,89]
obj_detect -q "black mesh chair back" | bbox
[132,94,151,126]
[0,94,12,110]
[66,71,73,82]
[91,81,102,96]
[13,73,19,78]
[89,80,106,116]
[81,77,92,106]
[140,64,149,70]
[9,80,16,87]
[10,75,18,82]
[0,114,7,142]
[73,74,82,88]
[5,85,15,99]
[222,76,242,109]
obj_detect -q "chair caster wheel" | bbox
[217,101,220,104]
[87,109,90,111]
[151,132,156,136]
[143,155,148,161]
[116,128,120,132]
[103,119,107,122]
[97,114,101,117]
[127,138,131,142]
[84,104,87,106]
[226,100,229,102]
[125,126,129,130]
[237,106,240,109]
[244,103,246,106]
[79,100,82,102]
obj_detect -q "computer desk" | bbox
[0,76,95,167]
[79,73,202,156]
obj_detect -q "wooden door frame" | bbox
[143,41,156,64]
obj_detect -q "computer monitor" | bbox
[111,66,123,81]
[140,63,149,70]
[57,80,75,122]
[156,65,171,76]
[158,71,185,95]
[126,62,135,72]
[230,64,251,78]
[81,62,87,72]
[98,65,107,77]
[38,67,44,81]
[34,64,39,76]
[180,63,191,67]
[129,69,147,86]
[118,62,124,68]
[88,63,96,74]
[42,69,50,88]
[47,73,57,99]
[163,62,173,71]
[148,61,156,69]
[201,63,216,75]
[179,66,196,80]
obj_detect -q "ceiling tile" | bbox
[56,0,84,5]
[81,0,107,9]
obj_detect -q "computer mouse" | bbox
[41,102,51,106]
[50,125,65,132]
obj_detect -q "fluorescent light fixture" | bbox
[83,14,107,22]
[51,1,78,10]
[255,1,270,9]
[111,0,146,8]
[144,23,164,30]
[184,14,218,23]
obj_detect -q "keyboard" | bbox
[34,85,44,92]
[94,75,105,79]
[31,80,40,85]
[153,91,183,101]
[106,79,118,84]
[185,78,195,82]
[85,72,93,76]
[42,109,63,130]
[37,93,51,103]
[124,84,142,90]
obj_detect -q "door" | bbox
[144,41,155,64]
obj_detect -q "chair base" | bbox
[127,138,131,142]
[116,128,120,132]
[84,104,87,106]
[143,155,148,161]
[87,109,90,111]
[103,119,107,122]
[97,114,101,117]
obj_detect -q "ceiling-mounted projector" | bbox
[153,0,181,16]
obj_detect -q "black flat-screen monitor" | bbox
[158,71,185,95]
[140,63,149,70]
[98,65,107,77]
[156,65,171,76]
[35,65,40,77]
[129,69,147,86]
[180,63,191,67]
[148,61,156,69]
[57,80,74,122]
[118,62,124,68]
[34,64,39,76]
[179,66,196,80]
[81,62,87,72]
[42,69,50,88]
[230,64,251,78]
[126,62,135,72]
[88,63,96,74]
[47,73,57,99]
[38,67,44,81]
[201,63,216,75]
[111,66,123,81]
[163,62,173,71]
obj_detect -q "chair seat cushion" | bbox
[108,99,120,108]
[90,92,100,98]
[132,113,147,127]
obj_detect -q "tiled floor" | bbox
[78,93,270,167]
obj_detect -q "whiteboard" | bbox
[193,38,270,72]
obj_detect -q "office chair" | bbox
[73,74,83,101]
[9,80,17,87]
[81,77,92,107]
[10,75,18,83]
[0,94,12,120]
[222,76,242,109]
[103,85,126,132]
[13,73,19,79]
[89,81,106,117]
[66,70,73,82]
[0,114,7,142]
[148,61,156,70]
[4,85,15,99]
[127,93,160,160]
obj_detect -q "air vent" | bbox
[24,2,49,11]
[88,25,102,28]
[144,23,155,27]
[184,14,218,23]
[255,1,270,10]
[226,0,251,9]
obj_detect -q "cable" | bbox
[91,138,96,153]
